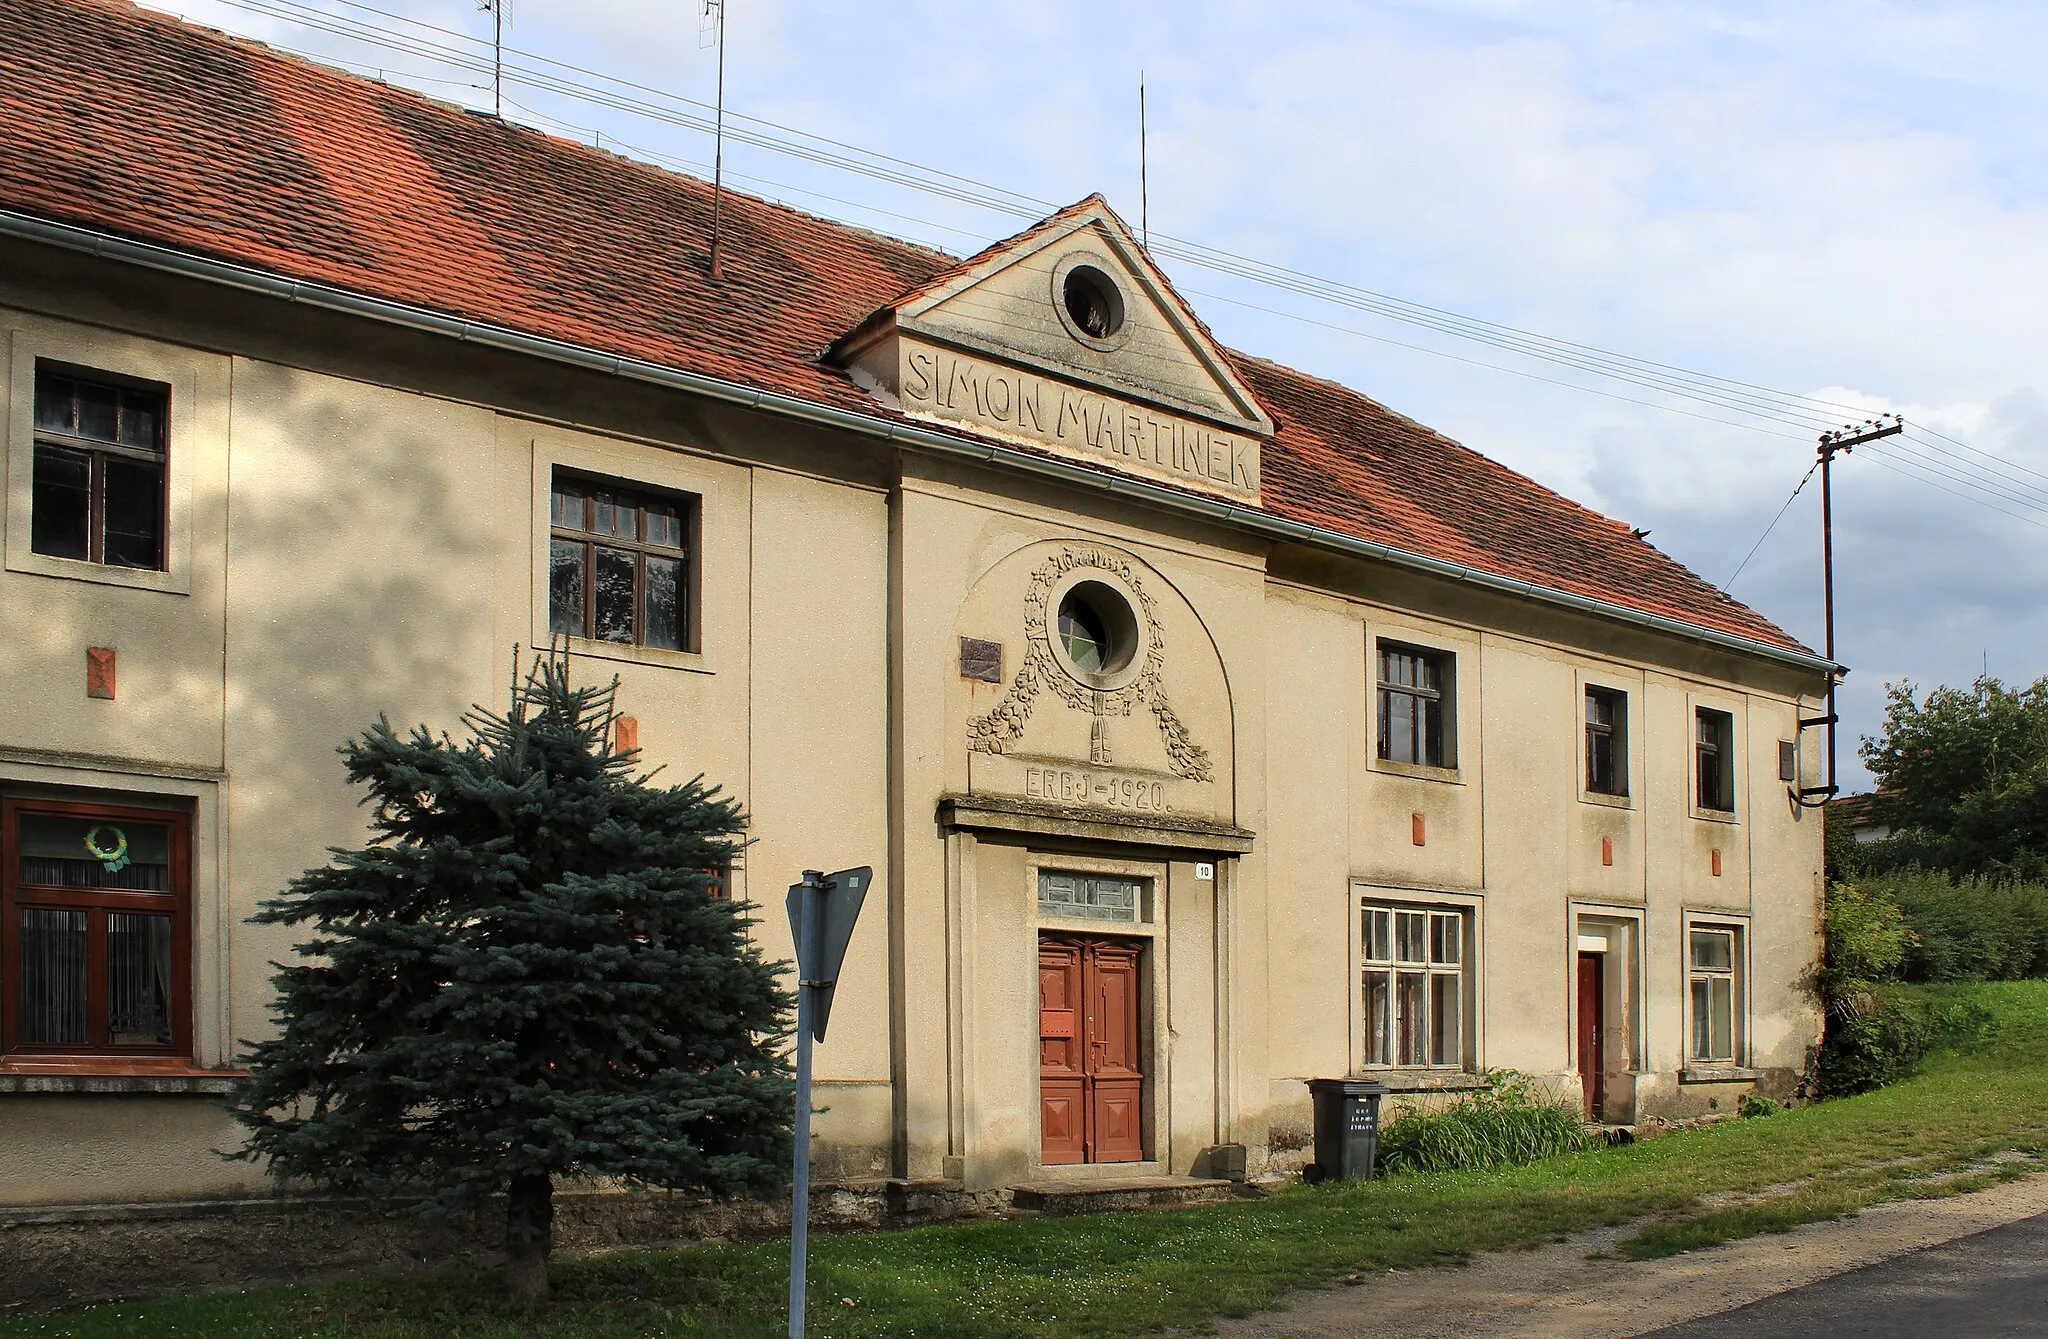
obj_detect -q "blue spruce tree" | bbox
[228,652,791,1301]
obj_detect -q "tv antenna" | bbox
[704,0,729,279]
[477,0,505,117]
[1138,72,1149,249]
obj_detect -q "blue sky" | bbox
[158,0,2048,789]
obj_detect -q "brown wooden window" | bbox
[1696,708,1736,812]
[1585,687,1628,797]
[2,798,192,1059]
[31,367,169,570]
[548,473,695,651]
[1377,643,1453,768]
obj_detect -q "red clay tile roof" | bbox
[0,0,1809,656]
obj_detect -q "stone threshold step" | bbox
[1009,1177,1240,1215]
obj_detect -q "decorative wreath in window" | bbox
[83,824,132,873]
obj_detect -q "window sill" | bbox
[1679,1065,1760,1084]
[1371,758,1464,786]
[0,1060,244,1095]
[1690,807,1741,825]
[1579,789,1634,811]
[1353,1069,1485,1093]
[3,548,190,596]
[559,636,710,676]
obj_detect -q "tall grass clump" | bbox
[1375,1069,1596,1175]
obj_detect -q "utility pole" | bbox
[1798,413,1903,807]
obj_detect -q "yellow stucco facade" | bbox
[0,199,1828,1210]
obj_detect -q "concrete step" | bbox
[1008,1176,1239,1216]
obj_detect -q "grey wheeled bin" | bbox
[1304,1078,1388,1183]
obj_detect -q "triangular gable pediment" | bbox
[832,197,1271,503]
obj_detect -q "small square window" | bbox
[30,367,169,571]
[548,471,697,652]
[1778,740,1798,783]
[1377,643,1455,768]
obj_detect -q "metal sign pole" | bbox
[783,864,868,1339]
[789,871,820,1339]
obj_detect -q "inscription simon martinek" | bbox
[902,347,1258,497]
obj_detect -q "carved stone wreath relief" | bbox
[966,548,1213,783]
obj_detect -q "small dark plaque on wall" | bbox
[960,637,1003,684]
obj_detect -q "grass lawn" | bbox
[12,981,2048,1339]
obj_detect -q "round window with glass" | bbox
[1051,580,1140,686]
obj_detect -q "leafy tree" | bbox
[1859,675,2048,880]
[228,653,791,1302]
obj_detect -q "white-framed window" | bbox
[1361,901,1465,1067]
[1687,924,1742,1063]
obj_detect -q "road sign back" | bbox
[786,865,870,1042]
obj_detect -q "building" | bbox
[0,0,1830,1217]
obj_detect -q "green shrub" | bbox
[1736,1092,1783,1119]
[1816,986,1996,1098]
[1819,880,1915,1019]
[1375,1069,1596,1175]
[1875,870,2048,982]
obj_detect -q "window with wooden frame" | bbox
[1688,925,1741,1063]
[1696,707,1736,813]
[1361,902,1465,1068]
[31,366,169,570]
[2,798,192,1059]
[1585,686,1628,797]
[548,472,695,652]
[1377,643,1454,768]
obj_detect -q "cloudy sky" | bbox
[156,0,2048,789]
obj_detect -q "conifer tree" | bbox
[228,652,791,1301]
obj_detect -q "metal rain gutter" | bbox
[0,208,1838,678]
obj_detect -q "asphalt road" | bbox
[1638,1211,2048,1337]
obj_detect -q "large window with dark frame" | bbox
[2,798,191,1059]
[548,473,694,652]
[1695,707,1736,813]
[1361,902,1466,1068]
[1585,686,1628,797]
[1377,643,1454,769]
[31,366,168,570]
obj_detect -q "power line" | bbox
[164,0,2048,537]
[1724,459,1820,589]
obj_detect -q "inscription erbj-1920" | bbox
[901,344,1258,501]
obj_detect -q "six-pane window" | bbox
[2,799,190,1057]
[1585,687,1628,796]
[1696,708,1736,812]
[1362,903,1464,1067]
[31,368,168,570]
[1688,926,1740,1062]
[548,474,693,651]
[1377,644,1453,768]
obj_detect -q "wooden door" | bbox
[1577,952,1605,1122]
[1039,934,1145,1164]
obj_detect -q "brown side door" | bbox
[1577,951,1605,1122]
[1039,933,1145,1165]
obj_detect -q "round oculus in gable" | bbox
[1054,580,1140,685]
[1061,265,1126,342]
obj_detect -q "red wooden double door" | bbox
[1038,933,1145,1165]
